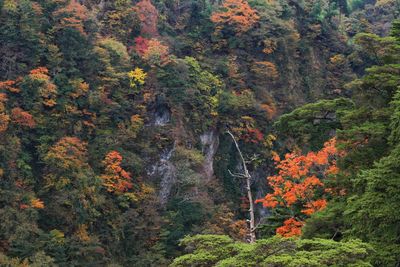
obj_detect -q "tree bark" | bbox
[227,130,256,243]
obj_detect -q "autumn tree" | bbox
[41,137,102,232]
[10,108,35,128]
[100,151,133,194]
[53,0,88,35]
[128,67,147,90]
[256,138,341,237]
[133,0,159,36]
[0,93,9,133]
[28,67,58,108]
[137,38,170,67]
[211,0,260,35]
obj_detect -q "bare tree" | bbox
[226,130,256,243]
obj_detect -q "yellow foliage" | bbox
[75,224,90,242]
[30,198,45,209]
[330,54,346,65]
[128,68,147,89]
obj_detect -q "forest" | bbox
[0,0,399,266]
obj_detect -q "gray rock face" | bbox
[147,145,176,205]
[200,130,219,180]
[154,107,171,126]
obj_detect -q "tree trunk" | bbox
[227,130,256,243]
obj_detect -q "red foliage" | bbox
[100,151,133,194]
[11,108,36,128]
[134,36,150,56]
[256,138,341,237]
[243,128,264,143]
[133,0,159,36]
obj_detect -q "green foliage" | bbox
[171,235,373,267]
[158,56,223,131]
[274,98,354,150]
[0,0,398,265]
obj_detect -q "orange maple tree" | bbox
[100,151,133,194]
[211,0,259,34]
[256,138,341,237]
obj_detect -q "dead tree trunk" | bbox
[227,130,256,243]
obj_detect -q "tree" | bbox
[256,138,341,237]
[133,0,159,36]
[140,38,170,67]
[227,130,256,243]
[211,0,260,34]
[171,235,373,267]
[100,151,133,194]
[128,68,147,90]
[273,98,354,151]
[41,137,102,232]
[10,108,35,128]
[52,0,88,35]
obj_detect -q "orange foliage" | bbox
[45,137,88,170]
[0,93,8,112]
[260,102,277,120]
[256,138,341,237]
[141,38,170,66]
[100,151,133,194]
[69,80,89,99]
[262,39,277,55]
[53,0,88,35]
[29,67,58,107]
[252,61,279,80]
[0,113,10,133]
[75,224,90,242]
[29,67,50,81]
[276,218,304,237]
[133,0,158,36]
[30,198,45,209]
[11,108,36,128]
[301,199,327,216]
[0,80,20,93]
[31,2,43,16]
[211,0,259,34]
[0,93,9,132]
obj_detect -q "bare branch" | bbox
[226,130,256,243]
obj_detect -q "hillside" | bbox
[0,0,399,266]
